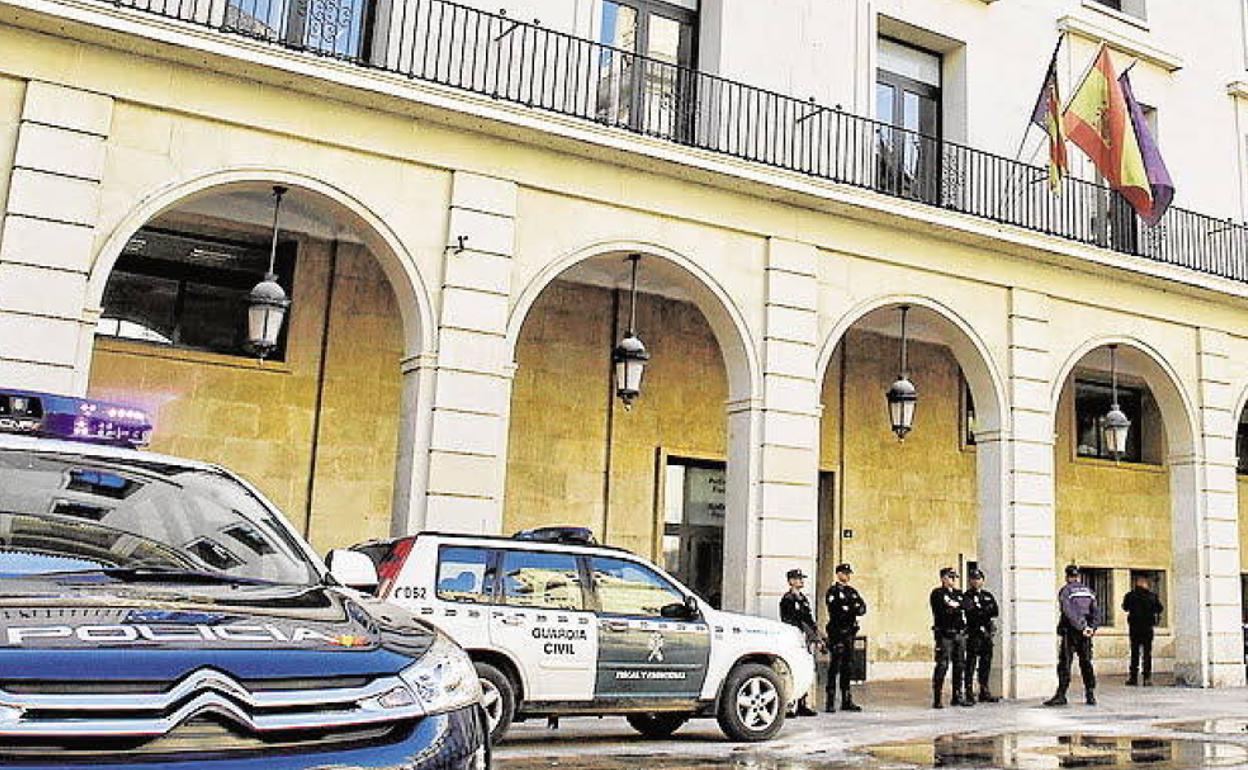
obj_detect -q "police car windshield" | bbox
[0,449,317,587]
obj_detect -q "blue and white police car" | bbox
[0,389,488,769]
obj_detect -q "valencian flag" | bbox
[1030,44,1068,191]
[1063,44,1172,224]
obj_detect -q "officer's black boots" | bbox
[1125,676,1138,686]
[1085,690,1097,706]
[978,689,1000,703]
[840,696,862,713]
[824,693,836,714]
[1043,693,1068,707]
[1142,676,1152,687]
[950,694,972,708]
[931,687,942,709]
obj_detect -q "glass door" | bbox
[876,39,941,203]
[662,457,724,608]
[597,0,698,140]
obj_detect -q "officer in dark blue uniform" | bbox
[962,568,1000,703]
[779,568,822,717]
[824,563,866,713]
[930,566,970,709]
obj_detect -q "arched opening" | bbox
[504,248,756,609]
[816,299,1005,681]
[86,180,429,552]
[1051,341,1197,684]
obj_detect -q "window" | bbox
[437,546,491,603]
[223,0,376,60]
[499,550,584,610]
[99,228,296,361]
[1081,567,1114,627]
[1087,0,1147,20]
[876,38,941,203]
[1130,569,1166,628]
[1236,415,1248,475]
[597,0,697,138]
[591,556,685,617]
[960,372,977,448]
[1075,379,1144,463]
[663,457,724,608]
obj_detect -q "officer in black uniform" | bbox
[930,566,971,709]
[1121,573,1163,687]
[824,563,866,713]
[779,568,822,717]
[962,568,1000,703]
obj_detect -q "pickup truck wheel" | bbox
[625,712,690,738]
[716,663,786,742]
[474,661,515,744]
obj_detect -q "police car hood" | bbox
[0,581,435,682]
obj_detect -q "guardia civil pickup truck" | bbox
[0,389,488,769]
[350,528,816,744]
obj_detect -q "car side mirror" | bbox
[326,548,379,593]
[660,595,700,620]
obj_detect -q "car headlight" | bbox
[399,633,482,715]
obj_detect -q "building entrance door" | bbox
[662,457,725,608]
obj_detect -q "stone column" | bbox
[1001,288,1058,698]
[724,238,820,618]
[1172,328,1246,686]
[0,81,112,395]
[417,172,517,535]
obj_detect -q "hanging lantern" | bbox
[1104,344,1131,458]
[246,185,292,360]
[885,305,917,441]
[613,254,649,410]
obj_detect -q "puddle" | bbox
[866,734,1248,769]
[1163,719,1248,735]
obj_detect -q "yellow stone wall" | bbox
[818,329,979,664]
[88,227,404,553]
[504,279,728,559]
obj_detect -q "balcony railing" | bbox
[89,0,1248,283]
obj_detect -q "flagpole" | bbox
[1011,31,1068,165]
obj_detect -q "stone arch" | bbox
[1049,336,1206,684]
[506,239,761,403]
[87,167,435,357]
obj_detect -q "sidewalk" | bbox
[495,679,1248,769]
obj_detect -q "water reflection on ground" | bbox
[866,734,1248,769]
[1162,719,1248,735]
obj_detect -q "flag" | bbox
[1118,71,1174,225]
[1062,44,1153,220]
[1030,46,1068,191]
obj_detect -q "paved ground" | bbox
[494,678,1248,769]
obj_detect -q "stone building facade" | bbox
[2,0,1248,695]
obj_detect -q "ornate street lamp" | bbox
[613,254,650,410]
[886,305,917,441]
[1104,344,1131,458]
[247,185,291,360]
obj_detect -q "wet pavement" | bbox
[494,680,1248,770]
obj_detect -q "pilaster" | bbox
[418,171,517,535]
[0,81,112,394]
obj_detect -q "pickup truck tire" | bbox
[475,661,515,744]
[716,663,786,742]
[625,712,690,738]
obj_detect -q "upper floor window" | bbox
[99,228,296,361]
[597,0,698,137]
[1074,379,1144,463]
[876,38,941,203]
[1087,0,1147,21]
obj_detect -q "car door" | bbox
[588,555,710,702]
[488,548,597,702]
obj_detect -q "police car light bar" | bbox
[0,389,152,448]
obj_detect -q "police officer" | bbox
[1121,573,1163,687]
[962,568,1000,703]
[1045,564,1099,707]
[779,568,822,717]
[824,563,866,713]
[930,567,971,709]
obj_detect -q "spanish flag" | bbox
[1030,47,1068,191]
[1062,44,1153,219]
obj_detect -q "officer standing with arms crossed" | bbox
[930,567,971,708]
[1045,564,1099,706]
[962,568,1001,703]
[824,563,866,713]
[779,568,822,717]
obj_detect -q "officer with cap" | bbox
[1045,564,1099,707]
[962,568,1000,703]
[779,568,822,717]
[824,563,866,713]
[930,566,970,708]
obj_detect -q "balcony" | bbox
[50,0,1248,283]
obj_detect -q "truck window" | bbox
[590,556,685,617]
[436,546,491,602]
[499,550,583,611]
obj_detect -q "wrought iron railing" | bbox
[96,0,1248,282]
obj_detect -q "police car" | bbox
[0,389,488,769]
[350,528,816,743]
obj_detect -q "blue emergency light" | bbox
[0,389,152,448]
